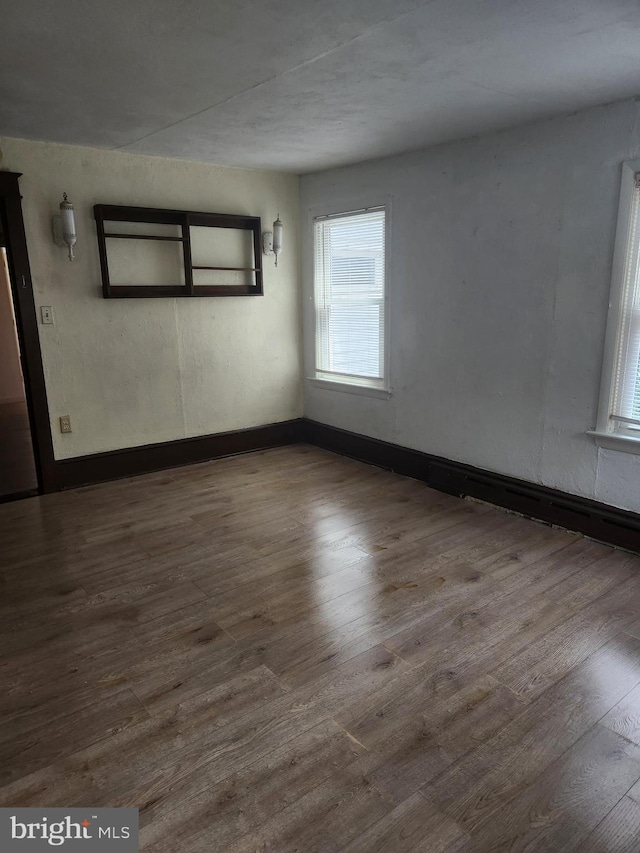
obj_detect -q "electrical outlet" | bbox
[40,306,54,324]
[59,415,72,434]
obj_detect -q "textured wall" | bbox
[0,138,301,460]
[301,98,640,513]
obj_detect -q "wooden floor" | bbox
[2,445,640,851]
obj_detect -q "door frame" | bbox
[0,171,56,493]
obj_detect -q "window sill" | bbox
[587,430,640,454]
[306,377,392,399]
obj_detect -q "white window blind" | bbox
[611,176,640,433]
[314,208,386,387]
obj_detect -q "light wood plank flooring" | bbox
[1,444,640,851]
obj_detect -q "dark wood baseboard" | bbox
[301,420,640,554]
[0,489,38,505]
[53,419,303,490]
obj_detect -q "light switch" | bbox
[40,306,54,324]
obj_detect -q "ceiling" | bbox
[1,0,640,173]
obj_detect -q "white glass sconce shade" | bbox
[262,214,283,266]
[60,193,76,260]
[272,215,283,266]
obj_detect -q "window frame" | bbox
[591,160,640,454]
[309,203,391,398]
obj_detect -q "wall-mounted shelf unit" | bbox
[94,204,263,298]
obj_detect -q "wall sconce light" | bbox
[262,214,283,267]
[51,193,77,260]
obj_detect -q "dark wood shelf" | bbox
[192,265,259,272]
[94,204,264,298]
[101,285,186,298]
[104,233,185,242]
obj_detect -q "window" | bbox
[313,207,387,391]
[593,162,640,451]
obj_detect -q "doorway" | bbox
[0,238,37,498]
[0,171,55,498]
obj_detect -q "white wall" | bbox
[0,138,301,460]
[301,98,640,513]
